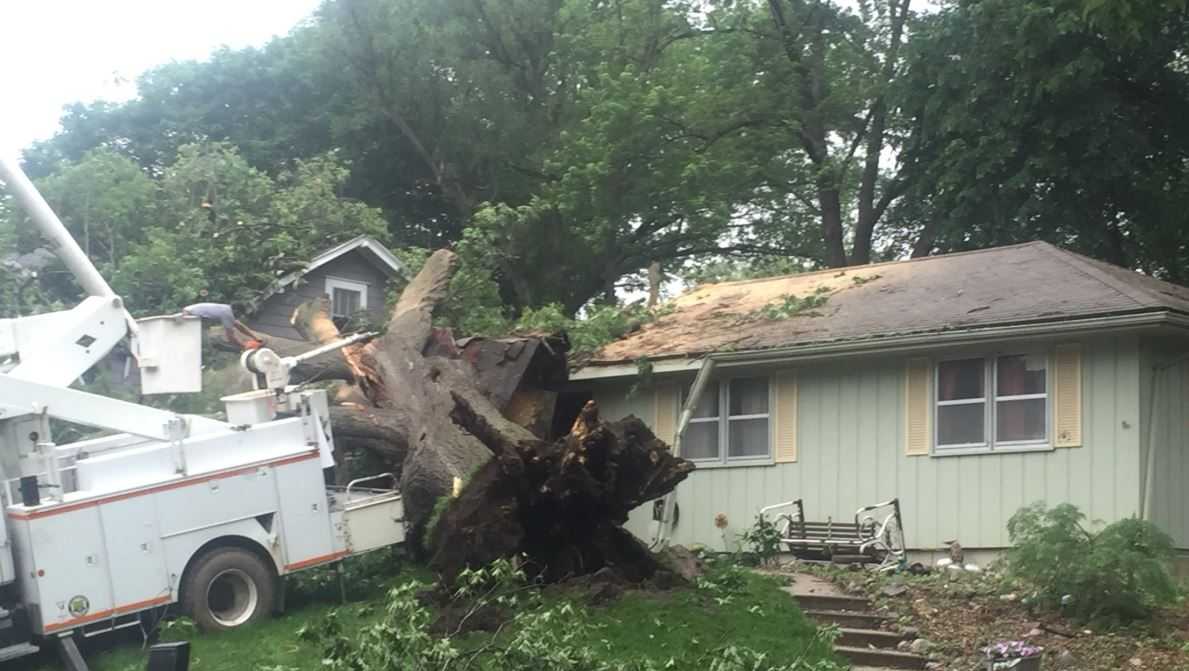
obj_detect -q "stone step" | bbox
[794,593,871,612]
[836,627,910,649]
[803,608,888,629]
[834,645,929,670]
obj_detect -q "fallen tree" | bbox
[256,250,694,583]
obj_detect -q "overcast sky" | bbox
[0,0,323,158]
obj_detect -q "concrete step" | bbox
[803,608,888,629]
[794,593,871,612]
[834,645,928,670]
[0,642,39,662]
[836,627,910,649]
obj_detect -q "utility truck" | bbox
[0,157,406,668]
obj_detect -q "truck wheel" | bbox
[182,548,275,632]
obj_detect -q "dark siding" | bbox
[247,250,392,339]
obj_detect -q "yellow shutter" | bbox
[1053,344,1083,448]
[905,357,931,456]
[653,384,679,447]
[773,373,798,463]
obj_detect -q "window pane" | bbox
[997,354,1046,396]
[729,378,769,416]
[997,398,1046,442]
[683,422,720,460]
[728,418,768,458]
[333,288,361,316]
[938,358,984,400]
[686,382,719,419]
[937,403,985,446]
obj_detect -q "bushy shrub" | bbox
[1004,503,1179,623]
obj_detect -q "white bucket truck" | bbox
[0,157,405,667]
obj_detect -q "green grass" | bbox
[548,570,836,666]
[30,565,834,670]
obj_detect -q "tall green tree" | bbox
[896,0,1189,280]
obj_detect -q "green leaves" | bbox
[1005,503,1179,624]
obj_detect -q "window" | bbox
[325,277,368,328]
[682,377,770,464]
[935,353,1049,452]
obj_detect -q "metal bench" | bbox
[759,497,906,571]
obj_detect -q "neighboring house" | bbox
[571,241,1189,563]
[247,236,407,339]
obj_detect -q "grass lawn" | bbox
[22,563,835,670]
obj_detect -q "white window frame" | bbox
[682,377,773,466]
[933,352,1052,456]
[325,276,369,319]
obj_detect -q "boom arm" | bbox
[0,157,115,299]
[0,157,138,387]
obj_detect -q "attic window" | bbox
[682,378,771,464]
[326,277,368,328]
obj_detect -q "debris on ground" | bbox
[801,563,1189,671]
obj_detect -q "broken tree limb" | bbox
[289,296,371,386]
[208,326,355,382]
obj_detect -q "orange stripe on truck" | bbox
[285,550,349,572]
[8,450,320,521]
[44,595,172,633]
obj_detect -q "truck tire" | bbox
[182,548,275,632]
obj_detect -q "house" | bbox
[247,236,407,339]
[571,241,1189,563]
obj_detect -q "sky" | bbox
[0,0,323,158]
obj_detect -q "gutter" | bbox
[574,310,1187,381]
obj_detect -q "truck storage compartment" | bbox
[329,474,404,553]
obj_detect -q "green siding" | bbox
[1145,338,1189,547]
[595,334,1145,551]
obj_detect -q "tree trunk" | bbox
[316,249,695,582]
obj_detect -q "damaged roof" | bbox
[588,241,1189,366]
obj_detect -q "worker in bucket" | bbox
[181,297,263,350]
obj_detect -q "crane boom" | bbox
[0,157,115,299]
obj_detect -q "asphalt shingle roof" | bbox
[589,241,1189,366]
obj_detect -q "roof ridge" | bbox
[1030,242,1161,308]
[682,241,1044,294]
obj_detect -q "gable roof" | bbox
[587,241,1189,368]
[275,235,408,290]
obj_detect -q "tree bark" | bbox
[311,248,696,582]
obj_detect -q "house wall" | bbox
[248,253,391,340]
[589,333,1146,553]
[1142,337,1189,548]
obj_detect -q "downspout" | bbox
[1141,352,1189,521]
[650,356,717,549]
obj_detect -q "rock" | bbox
[900,626,920,639]
[898,640,913,651]
[999,593,1018,602]
[1129,657,1144,668]
[882,581,910,598]
[910,638,932,655]
[655,545,704,582]
[925,662,944,670]
[1025,627,1044,638]
[1051,650,1077,669]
